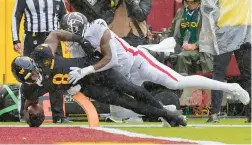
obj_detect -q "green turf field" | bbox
[0,118,251,144]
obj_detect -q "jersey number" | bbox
[52,74,69,85]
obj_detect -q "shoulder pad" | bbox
[92,19,108,27]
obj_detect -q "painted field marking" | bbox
[0,124,251,128]
[188,124,251,128]
[57,142,156,144]
[83,127,226,145]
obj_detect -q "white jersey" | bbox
[84,19,136,76]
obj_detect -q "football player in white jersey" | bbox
[62,12,250,107]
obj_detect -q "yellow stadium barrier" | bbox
[0,0,6,84]
[0,0,72,84]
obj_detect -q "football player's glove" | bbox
[68,66,95,85]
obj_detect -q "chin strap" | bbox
[35,69,44,86]
[35,73,43,86]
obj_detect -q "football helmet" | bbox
[11,56,43,86]
[60,12,88,37]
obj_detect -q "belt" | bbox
[25,31,51,37]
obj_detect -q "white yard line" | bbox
[84,127,226,145]
[0,124,250,144]
[101,124,251,128]
[0,124,251,128]
[188,124,251,128]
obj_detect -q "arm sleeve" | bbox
[127,0,152,22]
[11,0,26,44]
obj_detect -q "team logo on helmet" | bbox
[19,68,25,75]
[66,13,85,34]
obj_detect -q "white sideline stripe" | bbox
[82,126,226,145]
[101,124,251,128]
[188,124,251,128]
[0,124,251,128]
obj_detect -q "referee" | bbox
[11,0,71,123]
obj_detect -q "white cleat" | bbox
[228,83,250,105]
[123,117,143,123]
[105,116,123,123]
[163,105,177,112]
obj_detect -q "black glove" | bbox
[72,34,95,58]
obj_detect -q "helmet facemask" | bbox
[23,60,43,86]
[24,71,43,86]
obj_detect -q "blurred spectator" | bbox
[11,0,71,123]
[199,0,251,123]
[67,0,152,46]
[167,0,213,75]
[108,0,152,47]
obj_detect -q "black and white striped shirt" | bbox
[12,0,66,44]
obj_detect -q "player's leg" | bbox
[49,91,72,123]
[234,43,251,122]
[82,84,186,126]
[134,49,250,105]
[97,69,164,109]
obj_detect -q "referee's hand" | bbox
[14,43,22,55]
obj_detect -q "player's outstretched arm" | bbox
[92,29,113,71]
[44,30,75,55]
[45,30,91,56]
[68,30,114,85]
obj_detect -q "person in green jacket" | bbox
[167,0,213,75]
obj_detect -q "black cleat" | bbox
[206,114,220,123]
[160,110,187,127]
[177,115,187,126]
[245,117,251,123]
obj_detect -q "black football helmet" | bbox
[11,56,43,86]
[60,12,89,37]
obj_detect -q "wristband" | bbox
[85,65,96,74]
[13,40,21,45]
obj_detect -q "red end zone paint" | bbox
[0,127,195,144]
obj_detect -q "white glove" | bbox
[68,66,95,85]
[67,84,81,95]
